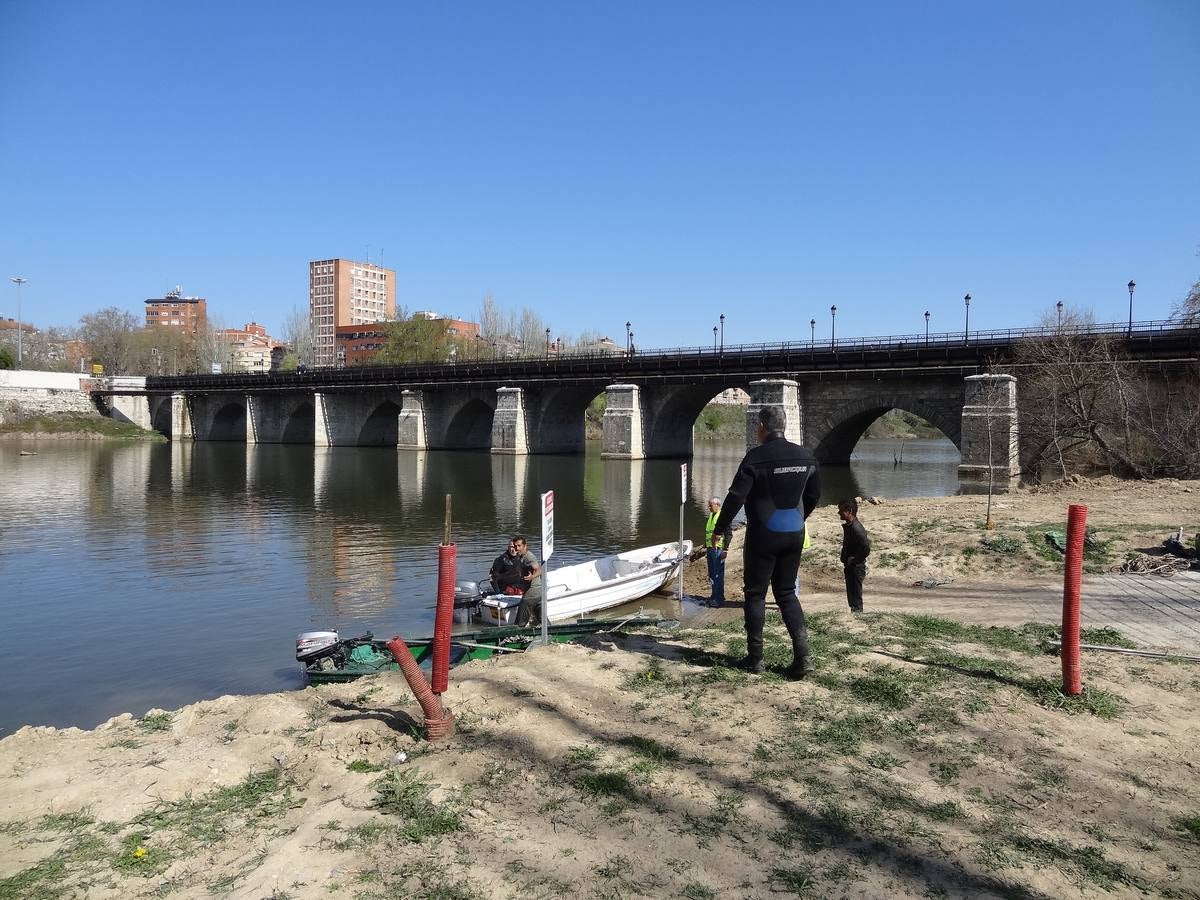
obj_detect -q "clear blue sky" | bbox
[2,1,1197,347]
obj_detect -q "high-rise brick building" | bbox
[309,259,396,367]
[144,288,207,334]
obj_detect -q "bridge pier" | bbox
[397,390,427,450]
[958,374,1019,492]
[601,384,645,459]
[171,392,193,441]
[491,387,529,455]
[106,394,152,430]
[747,379,803,448]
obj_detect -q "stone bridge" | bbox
[93,322,1200,492]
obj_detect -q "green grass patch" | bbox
[1023,679,1123,719]
[0,833,110,900]
[981,534,1023,553]
[1173,814,1200,842]
[137,712,173,732]
[136,770,303,846]
[847,669,915,709]
[371,770,464,842]
[347,759,388,773]
[614,735,680,765]
[0,412,165,440]
[36,811,95,832]
[110,831,171,876]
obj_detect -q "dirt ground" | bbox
[2,476,1199,899]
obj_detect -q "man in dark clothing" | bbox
[489,540,525,594]
[838,498,871,613]
[711,406,821,679]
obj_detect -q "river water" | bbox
[0,436,958,735]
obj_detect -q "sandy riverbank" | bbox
[3,477,1199,899]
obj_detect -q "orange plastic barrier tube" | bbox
[1061,504,1087,696]
[385,636,455,741]
[431,543,457,695]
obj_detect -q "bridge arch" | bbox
[442,397,494,449]
[808,397,961,465]
[358,400,402,446]
[643,382,751,458]
[208,402,247,441]
[281,401,315,443]
[533,385,610,454]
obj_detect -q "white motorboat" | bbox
[476,540,693,625]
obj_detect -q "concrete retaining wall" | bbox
[0,369,100,424]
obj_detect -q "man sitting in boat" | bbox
[512,535,544,626]
[490,540,526,595]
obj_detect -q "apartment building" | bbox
[309,259,396,367]
[144,288,207,334]
[214,321,287,374]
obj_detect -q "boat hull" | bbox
[479,540,691,625]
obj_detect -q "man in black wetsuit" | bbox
[711,406,821,679]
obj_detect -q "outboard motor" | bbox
[454,580,484,623]
[296,631,340,664]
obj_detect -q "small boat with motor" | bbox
[296,614,677,683]
[472,539,692,626]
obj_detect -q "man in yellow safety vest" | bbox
[705,497,734,607]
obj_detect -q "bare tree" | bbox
[78,307,140,375]
[280,305,313,364]
[1172,278,1200,324]
[478,293,514,339]
[1014,321,1200,480]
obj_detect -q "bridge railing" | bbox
[140,318,1194,389]
[618,318,1186,359]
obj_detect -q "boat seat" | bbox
[615,559,650,577]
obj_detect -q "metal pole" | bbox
[830,305,836,348]
[924,311,929,344]
[963,293,971,341]
[9,278,26,369]
[678,463,687,603]
[1127,281,1135,336]
[719,313,724,352]
[713,325,717,349]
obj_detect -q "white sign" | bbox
[680,463,688,504]
[210,363,223,374]
[541,490,555,561]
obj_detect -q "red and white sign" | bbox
[541,490,555,561]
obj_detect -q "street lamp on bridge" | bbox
[1056,299,1064,327]
[625,321,632,354]
[719,313,725,352]
[1127,280,1135,336]
[545,327,551,357]
[712,325,717,349]
[810,318,815,346]
[963,293,971,342]
[830,305,837,348]
[924,310,930,344]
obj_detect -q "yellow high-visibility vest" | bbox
[705,512,724,550]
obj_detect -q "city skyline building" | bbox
[144,288,207,335]
[309,259,396,368]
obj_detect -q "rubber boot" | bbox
[779,597,811,679]
[736,633,765,673]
